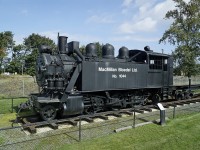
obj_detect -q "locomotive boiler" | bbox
[29,35,173,121]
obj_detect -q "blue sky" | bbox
[0,0,189,55]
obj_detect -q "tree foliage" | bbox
[23,33,56,76]
[0,31,14,56]
[159,0,200,77]
[6,44,26,74]
[0,33,56,75]
[0,31,14,73]
[95,42,103,58]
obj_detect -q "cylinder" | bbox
[55,78,64,90]
[59,36,68,54]
[47,79,55,89]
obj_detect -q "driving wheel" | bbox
[40,105,57,121]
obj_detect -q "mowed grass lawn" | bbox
[0,98,31,127]
[60,113,200,150]
[0,98,27,114]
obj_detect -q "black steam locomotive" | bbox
[29,36,173,121]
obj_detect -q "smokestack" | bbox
[58,36,68,54]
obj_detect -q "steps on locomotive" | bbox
[163,87,169,100]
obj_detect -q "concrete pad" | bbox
[168,106,174,109]
[143,111,149,114]
[121,114,130,117]
[36,126,53,134]
[107,115,117,120]
[77,120,89,126]
[93,118,104,122]
[151,108,159,112]
[58,124,73,129]
[183,104,189,106]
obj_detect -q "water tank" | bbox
[86,43,97,57]
[118,46,129,59]
[102,43,114,59]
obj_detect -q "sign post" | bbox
[157,103,165,125]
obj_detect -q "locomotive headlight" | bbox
[40,65,46,71]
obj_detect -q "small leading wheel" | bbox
[142,97,148,106]
[152,94,161,105]
[40,105,57,121]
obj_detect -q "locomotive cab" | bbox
[128,48,173,102]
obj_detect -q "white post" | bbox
[22,63,24,96]
[22,79,25,96]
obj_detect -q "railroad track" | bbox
[15,96,200,134]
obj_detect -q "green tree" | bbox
[159,0,200,77]
[6,44,26,74]
[0,31,14,73]
[95,42,103,58]
[24,33,56,76]
[79,45,86,55]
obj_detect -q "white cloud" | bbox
[110,35,159,42]
[121,0,134,14]
[133,0,156,7]
[86,14,115,24]
[122,0,133,7]
[118,0,175,34]
[119,17,157,33]
[132,0,175,21]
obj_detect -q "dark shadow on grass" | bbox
[152,120,160,125]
